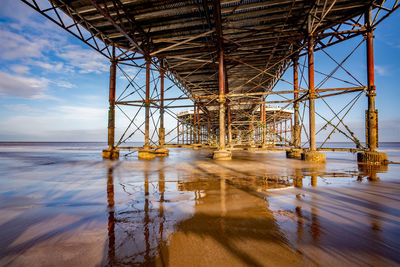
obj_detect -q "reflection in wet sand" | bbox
[98,150,399,266]
[0,148,399,266]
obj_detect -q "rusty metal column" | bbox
[107,48,117,150]
[366,8,377,151]
[308,32,316,151]
[159,68,165,146]
[285,119,287,145]
[262,104,266,146]
[138,57,156,159]
[302,16,325,162]
[144,57,151,148]
[207,116,211,144]
[155,64,169,155]
[196,104,199,143]
[102,45,120,159]
[227,106,232,146]
[177,120,180,144]
[293,57,301,148]
[249,116,255,145]
[212,0,230,159]
[188,114,193,145]
[194,103,198,143]
[218,49,226,150]
[273,112,276,146]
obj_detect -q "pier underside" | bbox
[21,0,400,164]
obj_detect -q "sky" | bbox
[0,1,399,143]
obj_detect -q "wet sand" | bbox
[0,145,399,266]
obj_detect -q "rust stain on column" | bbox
[144,57,150,148]
[366,7,377,151]
[159,67,165,146]
[227,105,232,146]
[108,46,116,149]
[218,49,226,150]
[308,26,316,151]
[293,56,301,148]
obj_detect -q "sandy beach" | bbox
[0,143,399,266]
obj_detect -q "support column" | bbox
[139,57,156,159]
[207,116,211,145]
[145,59,150,147]
[103,45,119,160]
[261,103,267,148]
[177,120,180,144]
[196,104,200,144]
[293,57,301,148]
[193,103,201,149]
[227,105,232,147]
[213,50,231,159]
[287,56,303,158]
[212,0,231,160]
[302,19,325,163]
[248,115,256,151]
[194,104,197,144]
[308,36,316,152]
[358,7,387,165]
[273,113,276,146]
[190,113,193,144]
[155,65,169,156]
[285,119,287,145]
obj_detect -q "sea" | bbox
[0,142,399,266]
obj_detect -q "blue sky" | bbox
[0,1,399,143]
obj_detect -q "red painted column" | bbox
[107,46,117,150]
[293,56,301,148]
[308,33,316,151]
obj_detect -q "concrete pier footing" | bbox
[357,151,387,165]
[301,151,326,163]
[192,144,202,150]
[154,148,169,156]
[102,149,120,160]
[213,150,232,160]
[286,149,303,159]
[138,148,156,160]
[247,146,257,152]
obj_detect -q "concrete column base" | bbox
[247,146,257,152]
[102,149,119,160]
[301,151,325,163]
[213,150,232,160]
[192,144,202,150]
[357,151,387,165]
[286,148,303,159]
[155,148,169,156]
[261,144,268,149]
[138,149,156,160]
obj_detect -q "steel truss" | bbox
[20,0,400,160]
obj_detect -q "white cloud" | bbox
[30,60,64,72]
[0,104,108,141]
[58,45,108,74]
[119,68,139,80]
[10,65,30,74]
[0,71,49,98]
[0,29,50,60]
[0,0,36,26]
[4,103,38,113]
[375,65,388,76]
[53,81,75,88]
